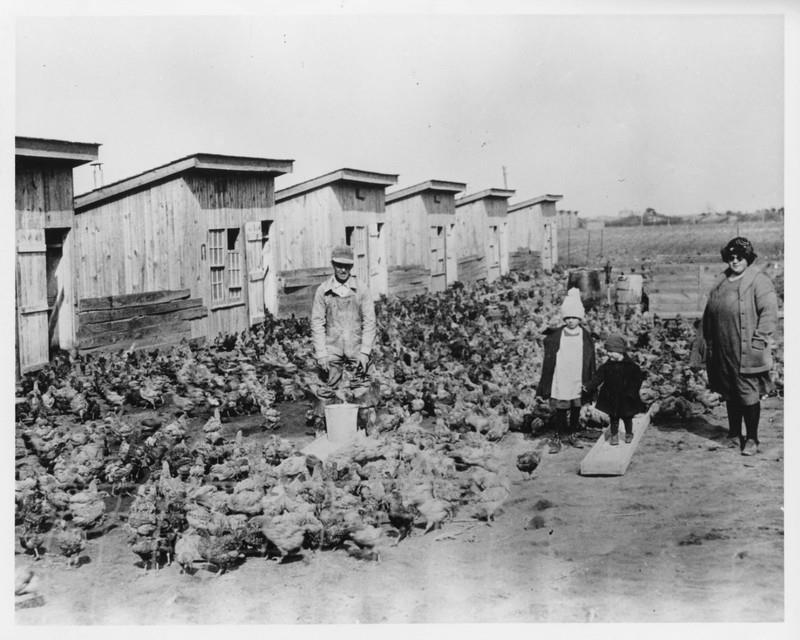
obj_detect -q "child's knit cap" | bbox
[605,333,627,354]
[560,287,585,320]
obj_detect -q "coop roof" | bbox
[74,153,294,211]
[507,193,564,212]
[454,188,516,208]
[385,179,467,204]
[15,136,100,167]
[275,168,399,202]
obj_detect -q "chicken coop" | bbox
[453,188,515,284]
[384,179,466,297]
[274,168,398,317]
[15,136,101,375]
[72,153,294,352]
[506,194,561,274]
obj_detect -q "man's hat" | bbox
[331,245,355,265]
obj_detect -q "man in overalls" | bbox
[310,245,377,425]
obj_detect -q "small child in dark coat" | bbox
[584,333,646,446]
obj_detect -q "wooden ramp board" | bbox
[579,405,657,476]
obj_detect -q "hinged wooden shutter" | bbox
[368,223,387,297]
[353,225,369,285]
[445,223,457,285]
[16,228,50,372]
[244,221,265,325]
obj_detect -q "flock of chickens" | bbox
[14,268,784,574]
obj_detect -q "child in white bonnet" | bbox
[536,288,597,453]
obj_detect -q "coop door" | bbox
[445,223,457,285]
[368,222,387,297]
[16,228,50,373]
[45,228,74,352]
[487,225,501,282]
[430,225,446,293]
[244,220,266,325]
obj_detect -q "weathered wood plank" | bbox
[457,254,487,283]
[79,289,191,312]
[78,298,206,324]
[579,405,656,476]
[279,268,331,289]
[77,306,208,338]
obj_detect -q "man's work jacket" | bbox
[311,275,376,362]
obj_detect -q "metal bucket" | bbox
[324,403,359,444]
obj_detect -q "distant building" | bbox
[274,168,398,316]
[506,194,561,273]
[454,188,516,284]
[384,179,466,297]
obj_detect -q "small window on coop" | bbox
[209,229,226,303]
[227,228,242,301]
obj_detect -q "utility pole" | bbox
[586,230,591,265]
[567,225,571,266]
[502,166,508,189]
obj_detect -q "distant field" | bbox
[557,222,784,268]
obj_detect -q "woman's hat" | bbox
[605,333,627,354]
[560,287,585,320]
[720,237,756,265]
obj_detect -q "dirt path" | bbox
[14,398,784,625]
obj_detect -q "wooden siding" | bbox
[386,194,423,268]
[456,197,511,283]
[275,181,389,310]
[386,191,456,269]
[15,160,75,230]
[387,265,430,298]
[455,201,486,263]
[509,249,542,272]
[275,186,339,273]
[75,171,276,343]
[276,267,331,319]
[457,254,487,285]
[507,204,544,254]
[76,289,207,352]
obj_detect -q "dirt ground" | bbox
[12,394,786,627]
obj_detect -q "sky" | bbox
[11,8,786,218]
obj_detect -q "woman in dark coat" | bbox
[584,333,646,445]
[697,237,778,456]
